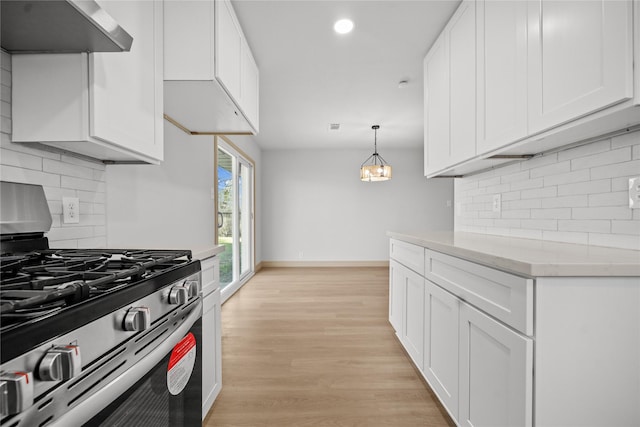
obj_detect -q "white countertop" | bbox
[387,231,640,277]
[191,245,225,261]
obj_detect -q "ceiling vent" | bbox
[328,123,341,131]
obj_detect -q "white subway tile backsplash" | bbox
[1,164,60,187]
[541,195,589,208]
[543,169,590,187]
[61,176,106,193]
[557,179,610,196]
[572,206,632,220]
[558,219,611,233]
[530,160,570,178]
[571,147,631,170]
[479,176,501,187]
[521,186,557,199]
[612,220,640,235]
[590,159,640,180]
[531,208,571,219]
[455,130,640,250]
[43,158,95,179]
[1,52,106,248]
[1,148,43,170]
[500,170,530,184]
[510,177,544,191]
[521,219,557,230]
[588,191,628,207]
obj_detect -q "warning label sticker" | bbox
[167,332,197,395]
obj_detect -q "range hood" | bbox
[1,0,133,53]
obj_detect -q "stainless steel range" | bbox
[0,181,203,427]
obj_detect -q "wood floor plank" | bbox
[204,267,455,427]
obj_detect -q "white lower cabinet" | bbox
[388,260,404,334]
[458,302,533,427]
[201,256,222,419]
[390,239,532,426]
[401,266,425,370]
[423,280,460,423]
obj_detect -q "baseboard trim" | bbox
[260,260,390,268]
[255,261,264,273]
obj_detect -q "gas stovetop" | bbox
[0,248,192,328]
[0,247,200,365]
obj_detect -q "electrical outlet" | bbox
[63,197,80,223]
[492,194,501,213]
[629,177,640,209]
[298,251,304,259]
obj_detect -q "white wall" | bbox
[455,131,640,250]
[262,147,454,262]
[106,123,217,250]
[1,51,107,248]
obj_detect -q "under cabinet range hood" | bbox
[1,0,133,53]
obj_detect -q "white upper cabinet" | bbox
[424,0,637,177]
[164,0,259,134]
[448,0,476,165]
[476,0,528,154]
[12,1,163,164]
[527,0,633,134]
[424,0,475,176]
[424,34,450,175]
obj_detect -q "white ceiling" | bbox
[231,0,461,151]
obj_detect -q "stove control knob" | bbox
[38,351,63,381]
[123,307,151,332]
[38,345,82,381]
[184,280,200,298]
[168,286,189,305]
[0,372,34,416]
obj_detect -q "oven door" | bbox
[50,300,202,427]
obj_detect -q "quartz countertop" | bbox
[191,245,225,261]
[387,231,640,277]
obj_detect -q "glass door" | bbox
[216,139,254,296]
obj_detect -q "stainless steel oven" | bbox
[0,181,203,427]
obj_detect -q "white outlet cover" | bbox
[629,177,640,209]
[492,194,501,213]
[63,197,80,223]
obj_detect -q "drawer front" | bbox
[390,239,425,275]
[201,256,220,296]
[424,249,533,335]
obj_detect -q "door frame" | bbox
[215,135,256,303]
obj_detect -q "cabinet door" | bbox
[448,0,476,165]
[423,280,459,423]
[202,288,222,419]
[91,0,163,160]
[459,302,533,427]
[528,0,633,134]
[402,266,425,370]
[476,0,528,154]
[240,39,260,131]
[389,260,404,334]
[424,33,450,175]
[216,0,243,103]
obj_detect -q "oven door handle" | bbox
[49,300,203,427]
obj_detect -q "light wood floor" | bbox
[204,267,455,427]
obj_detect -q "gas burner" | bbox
[0,249,192,330]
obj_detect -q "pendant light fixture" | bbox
[360,125,392,182]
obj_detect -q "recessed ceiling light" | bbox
[334,19,354,34]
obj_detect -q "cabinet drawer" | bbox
[425,249,533,335]
[390,239,425,275]
[201,256,220,296]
